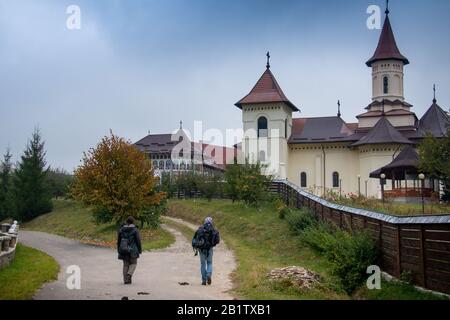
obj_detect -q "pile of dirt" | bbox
[268,266,320,289]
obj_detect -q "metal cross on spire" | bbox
[337,100,341,118]
[179,120,183,130]
[433,84,437,104]
[266,51,271,69]
[385,0,390,15]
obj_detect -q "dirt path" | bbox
[19,220,236,300]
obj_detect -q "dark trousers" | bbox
[123,258,137,282]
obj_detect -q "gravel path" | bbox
[19,220,236,300]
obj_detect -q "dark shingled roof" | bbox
[370,146,419,179]
[365,99,412,110]
[366,15,409,67]
[289,117,356,144]
[235,68,299,112]
[134,134,177,153]
[418,101,450,138]
[351,116,412,147]
[357,109,416,119]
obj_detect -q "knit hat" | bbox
[204,217,213,225]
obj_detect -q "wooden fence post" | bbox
[396,225,402,277]
[419,225,427,288]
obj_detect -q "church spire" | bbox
[433,84,437,104]
[366,3,409,67]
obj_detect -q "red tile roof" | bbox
[366,15,409,67]
[235,68,299,112]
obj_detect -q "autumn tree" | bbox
[71,132,165,224]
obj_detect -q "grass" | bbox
[167,198,447,300]
[23,199,175,251]
[0,244,59,300]
[167,199,347,300]
[325,196,450,216]
[354,279,449,300]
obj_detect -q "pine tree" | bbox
[11,129,53,221]
[0,148,13,220]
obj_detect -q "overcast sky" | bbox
[1,0,449,172]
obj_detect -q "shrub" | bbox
[285,208,317,233]
[92,206,113,224]
[224,161,272,207]
[326,230,378,294]
[298,220,378,294]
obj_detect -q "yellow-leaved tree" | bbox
[71,131,165,225]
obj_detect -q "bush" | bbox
[298,220,378,294]
[285,208,317,232]
[327,230,378,294]
[224,161,272,207]
[140,198,167,229]
[92,206,113,224]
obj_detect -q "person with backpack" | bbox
[117,216,142,285]
[192,216,220,286]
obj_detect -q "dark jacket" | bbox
[117,224,142,260]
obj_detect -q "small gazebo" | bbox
[370,146,437,200]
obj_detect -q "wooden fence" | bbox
[271,180,450,295]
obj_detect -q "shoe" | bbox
[201,280,207,286]
[125,274,132,285]
[207,277,212,285]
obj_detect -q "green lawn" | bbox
[328,197,450,216]
[23,199,175,251]
[0,244,59,300]
[167,199,447,300]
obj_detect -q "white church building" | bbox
[235,8,449,199]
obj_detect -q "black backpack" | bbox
[192,224,220,251]
[119,230,132,255]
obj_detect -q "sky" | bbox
[0,0,449,172]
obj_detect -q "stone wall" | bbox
[0,223,19,270]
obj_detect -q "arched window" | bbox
[300,172,307,188]
[332,172,340,188]
[152,160,158,168]
[257,117,268,138]
[284,119,288,138]
[165,160,172,170]
[383,76,389,94]
[159,160,165,170]
[259,150,266,162]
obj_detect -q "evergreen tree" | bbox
[0,148,13,220]
[11,129,53,221]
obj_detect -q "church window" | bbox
[284,119,288,138]
[332,172,340,188]
[383,76,389,94]
[258,116,268,138]
[300,172,307,188]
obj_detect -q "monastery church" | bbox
[235,8,449,199]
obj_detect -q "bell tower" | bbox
[235,53,299,179]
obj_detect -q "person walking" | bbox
[117,216,142,284]
[192,216,220,286]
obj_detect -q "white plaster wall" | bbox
[287,144,360,196]
[371,60,405,102]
